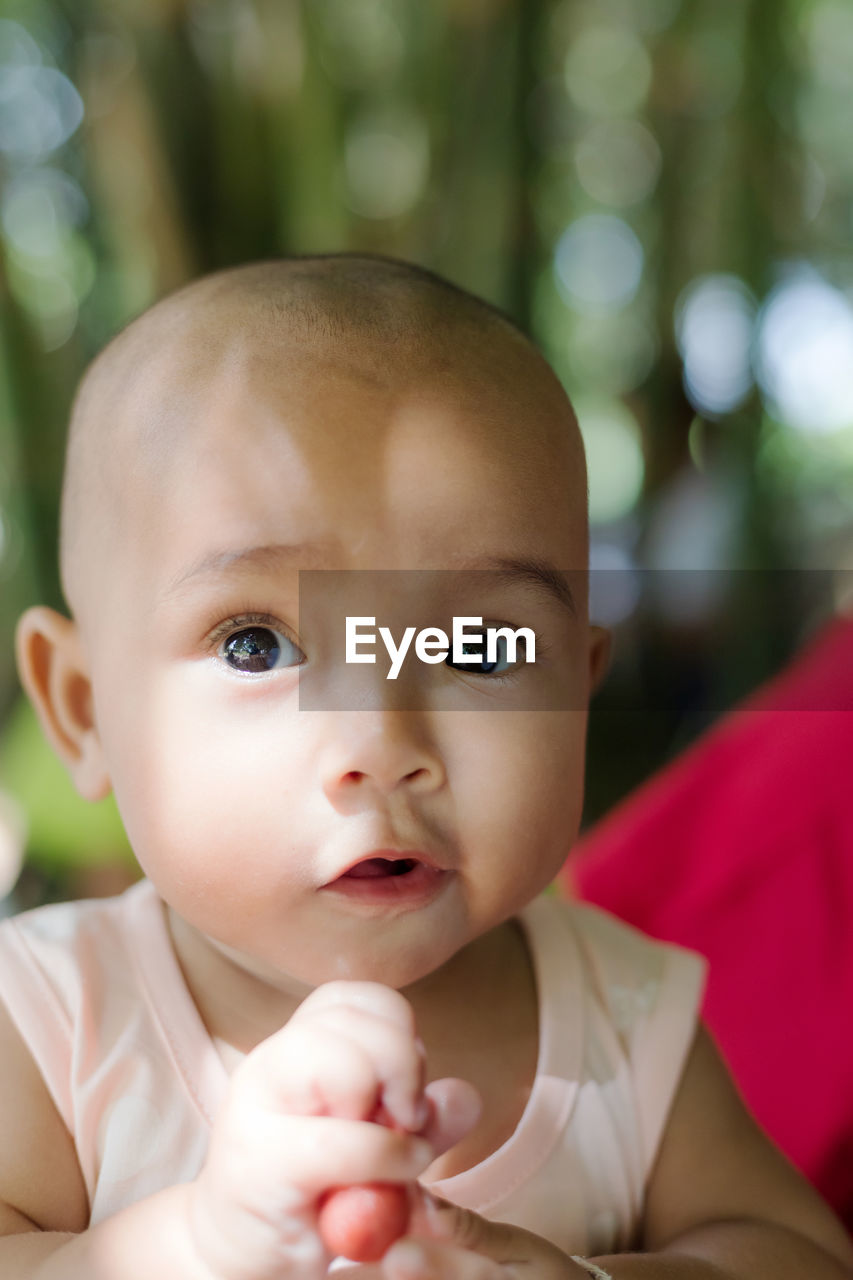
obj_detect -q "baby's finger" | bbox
[283,1115,430,1190]
[293,983,425,1128]
[418,1078,482,1156]
[402,1193,573,1279]
[295,981,418,1035]
[300,1004,427,1130]
[239,1003,426,1129]
[211,1110,433,1202]
[234,1022,379,1120]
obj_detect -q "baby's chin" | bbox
[165,887,479,1008]
[199,921,456,998]
[265,940,461,996]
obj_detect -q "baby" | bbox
[3,256,852,1280]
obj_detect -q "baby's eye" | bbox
[219,626,304,675]
[445,631,515,676]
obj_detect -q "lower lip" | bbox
[322,862,450,908]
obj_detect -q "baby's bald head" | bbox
[59,255,586,626]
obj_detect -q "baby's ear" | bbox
[15,607,111,802]
[588,624,612,695]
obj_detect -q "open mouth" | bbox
[342,857,419,880]
[324,853,448,906]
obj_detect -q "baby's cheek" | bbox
[469,713,584,813]
[461,716,585,884]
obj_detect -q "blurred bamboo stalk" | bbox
[0,258,42,718]
[76,24,196,316]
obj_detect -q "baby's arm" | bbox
[0,992,198,1280]
[0,982,471,1280]
[0,1184,244,1280]
[591,1023,853,1278]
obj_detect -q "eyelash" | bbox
[203,611,547,681]
[457,632,548,686]
[205,610,302,656]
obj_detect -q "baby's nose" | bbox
[319,709,445,804]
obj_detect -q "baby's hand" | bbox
[186,982,479,1280]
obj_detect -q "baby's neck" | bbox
[165,906,302,1059]
[164,903,531,1072]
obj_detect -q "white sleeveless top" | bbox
[0,879,706,1258]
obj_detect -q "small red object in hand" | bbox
[318,1182,410,1261]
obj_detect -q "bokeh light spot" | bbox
[575,119,662,208]
[344,109,429,220]
[755,269,853,434]
[319,0,403,87]
[675,274,755,416]
[1,166,88,258]
[0,64,84,160]
[555,215,644,311]
[564,25,652,117]
[576,397,645,523]
[0,18,42,68]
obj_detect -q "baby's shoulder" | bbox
[537,894,707,1031]
[532,895,709,1172]
[0,883,154,1237]
[0,885,151,1137]
[0,881,148,1011]
[529,895,707,1077]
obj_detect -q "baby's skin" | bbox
[7,258,853,1280]
[190,982,474,1279]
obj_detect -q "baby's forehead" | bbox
[119,296,569,473]
[61,263,586,618]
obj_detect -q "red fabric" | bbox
[559,616,853,1229]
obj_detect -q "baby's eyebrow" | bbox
[160,546,578,619]
[161,542,327,601]
[455,556,579,619]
